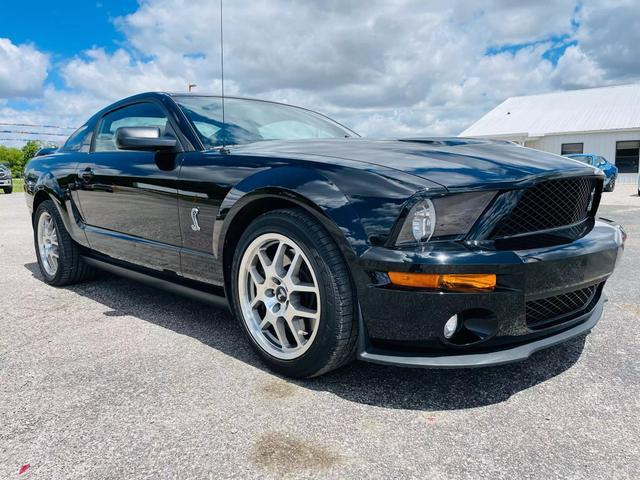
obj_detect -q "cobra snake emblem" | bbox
[190,207,201,232]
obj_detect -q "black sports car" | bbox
[24,92,625,378]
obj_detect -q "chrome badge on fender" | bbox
[190,207,201,232]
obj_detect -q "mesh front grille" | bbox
[492,177,597,238]
[526,284,600,329]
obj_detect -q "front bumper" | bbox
[355,219,624,368]
[0,178,11,187]
[359,295,604,368]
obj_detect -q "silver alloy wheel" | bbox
[238,233,321,360]
[37,211,59,276]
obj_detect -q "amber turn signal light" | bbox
[388,272,496,291]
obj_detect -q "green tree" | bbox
[21,140,42,164]
[3,140,43,178]
[0,145,24,177]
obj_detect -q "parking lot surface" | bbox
[1,186,639,479]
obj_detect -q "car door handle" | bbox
[80,168,94,181]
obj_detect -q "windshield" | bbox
[567,155,592,165]
[173,96,356,148]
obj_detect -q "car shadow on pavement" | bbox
[25,262,586,411]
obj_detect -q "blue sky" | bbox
[3,1,137,56]
[2,0,138,93]
[0,0,638,144]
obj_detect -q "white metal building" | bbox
[460,84,640,181]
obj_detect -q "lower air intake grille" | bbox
[526,283,601,329]
[492,177,598,238]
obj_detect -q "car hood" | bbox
[233,137,599,190]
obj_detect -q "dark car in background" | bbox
[23,92,625,378]
[0,163,12,194]
[566,154,618,191]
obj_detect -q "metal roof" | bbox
[460,83,640,139]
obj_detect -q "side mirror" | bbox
[115,126,177,151]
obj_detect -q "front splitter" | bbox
[357,296,604,369]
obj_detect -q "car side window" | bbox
[61,125,92,152]
[94,102,170,152]
[572,156,590,165]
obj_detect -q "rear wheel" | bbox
[231,209,357,378]
[34,200,96,286]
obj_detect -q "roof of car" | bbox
[164,92,325,110]
[86,91,359,138]
[99,91,328,117]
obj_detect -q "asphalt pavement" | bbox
[1,186,638,479]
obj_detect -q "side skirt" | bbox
[82,256,229,310]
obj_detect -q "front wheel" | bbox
[2,187,11,194]
[231,209,357,378]
[605,178,616,192]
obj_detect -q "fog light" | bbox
[443,314,458,339]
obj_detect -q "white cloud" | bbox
[61,48,188,99]
[0,38,49,98]
[575,0,640,81]
[1,0,640,144]
[552,45,606,88]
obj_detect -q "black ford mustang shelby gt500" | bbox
[24,92,625,378]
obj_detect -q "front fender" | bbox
[214,166,370,262]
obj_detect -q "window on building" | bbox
[615,141,640,173]
[561,143,583,155]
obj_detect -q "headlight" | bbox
[409,199,435,243]
[395,191,496,246]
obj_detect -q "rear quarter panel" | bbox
[24,152,88,246]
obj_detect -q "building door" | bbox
[615,141,640,173]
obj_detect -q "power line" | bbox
[0,138,61,143]
[0,122,75,130]
[0,130,69,137]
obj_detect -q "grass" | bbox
[11,178,24,193]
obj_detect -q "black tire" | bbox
[230,209,357,378]
[3,187,11,194]
[33,200,96,286]
[605,178,615,192]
